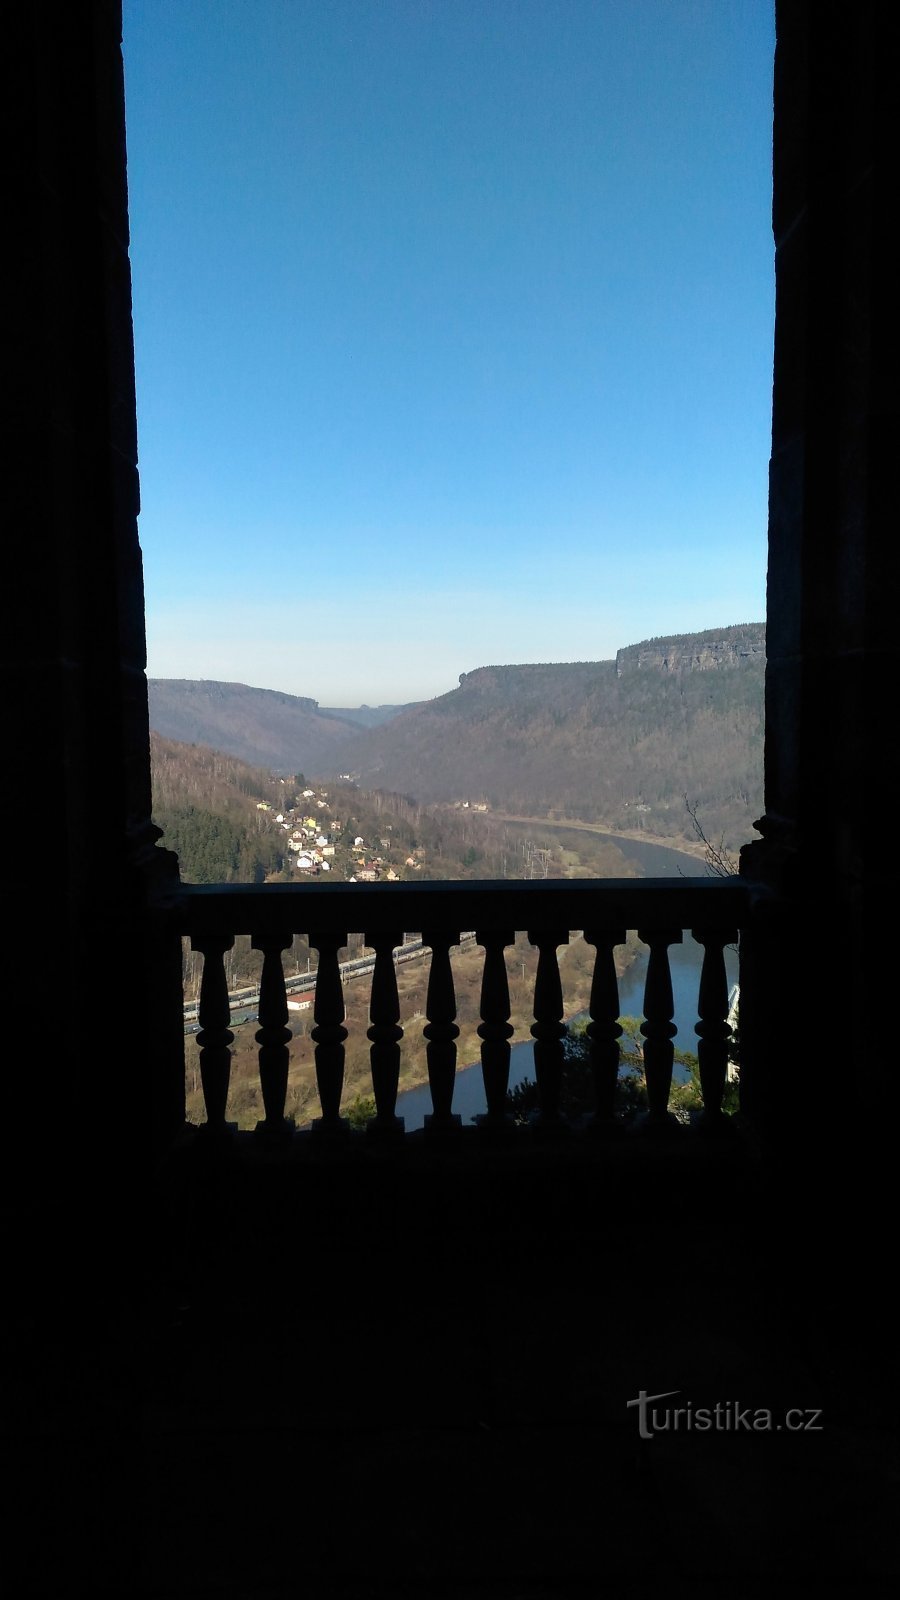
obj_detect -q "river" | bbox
[395,829,738,1129]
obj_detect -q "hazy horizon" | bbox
[148,614,765,710]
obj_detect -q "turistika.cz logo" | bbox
[627,1389,824,1440]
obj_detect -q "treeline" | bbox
[152,803,286,884]
[151,732,290,810]
[334,650,764,854]
[151,732,293,884]
[325,783,634,881]
[328,784,512,879]
[150,730,636,887]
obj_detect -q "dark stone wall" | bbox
[3,3,183,1304]
[741,1,892,1180]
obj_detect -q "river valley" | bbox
[395,829,739,1129]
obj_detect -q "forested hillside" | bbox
[149,679,367,774]
[150,733,636,886]
[330,627,765,853]
[150,734,292,882]
[149,625,765,857]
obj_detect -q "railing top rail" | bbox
[177,875,749,938]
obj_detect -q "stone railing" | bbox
[179,877,747,1140]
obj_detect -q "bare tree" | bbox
[683,794,738,878]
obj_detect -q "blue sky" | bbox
[124,0,774,705]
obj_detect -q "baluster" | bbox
[528,928,569,1129]
[365,929,404,1136]
[421,929,461,1136]
[309,930,348,1135]
[637,927,682,1131]
[692,925,738,1130]
[583,925,626,1130]
[476,929,515,1129]
[192,933,235,1137]
[251,930,292,1138]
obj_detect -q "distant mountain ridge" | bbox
[326,625,766,852]
[148,625,765,852]
[147,679,413,774]
[321,703,417,730]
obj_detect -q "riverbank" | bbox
[396,931,738,1129]
[493,811,711,864]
